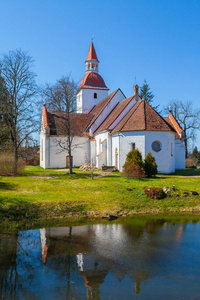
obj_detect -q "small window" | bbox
[92,63,95,69]
[131,143,135,150]
[152,140,162,152]
[94,93,97,99]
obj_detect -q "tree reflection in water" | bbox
[0,219,200,300]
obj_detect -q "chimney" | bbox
[133,84,139,101]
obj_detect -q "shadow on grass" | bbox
[0,182,16,191]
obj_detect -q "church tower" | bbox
[76,41,109,113]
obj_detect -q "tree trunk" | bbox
[184,125,188,158]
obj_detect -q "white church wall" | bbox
[77,88,109,113]
[144,131,175,174]
[45,136,89,169]
[109,98,136,130]
[90,140,96,165]
[40,132,45,168]
[90,90,126,134]
[119,132,145,172]
[111,135,120,169]
[175,140,185,169]
[117,131,175,173]
[94,131,109,167]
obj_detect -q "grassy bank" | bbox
[0,166,200,227]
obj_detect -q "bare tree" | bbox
[43,76,78,174]
[166,100,200,158]
[0,72,10,149]
[0,49,38,173]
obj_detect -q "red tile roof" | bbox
[88,89,122,127]
[163,117,182,139]
[168,112,183,134]
[111,100,176,133]
[42,105,49,128]
[86,41,98,62]
[47,112,93,137]
[77,72,108,93]
[94,95,134,133]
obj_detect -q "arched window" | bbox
[92,63,95,69]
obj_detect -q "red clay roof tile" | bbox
[111,100,176,134]
[163,117,182,139]
[168,112,183,134]
[77,72,108,93]
[86,41,98,62]
[47,112,93,137]
[42,105,49,129]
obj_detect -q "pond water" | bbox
[1,218,200,299]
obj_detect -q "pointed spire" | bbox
[86,41,99,62]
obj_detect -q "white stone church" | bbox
[40,41,185,173]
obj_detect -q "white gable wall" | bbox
[90,90,126,134]
[77,88,109,113]
[175,140,185,169]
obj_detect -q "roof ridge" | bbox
[118,100,142,132]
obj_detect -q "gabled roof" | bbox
[42,105,49,128]
[47,112,93,137]
[94,95,134,133]
[86,41,98,62]
[163,116,183,139]
[168,112,183,134]
[111,100,175,134]
[88,89,123,128]
[77,72,109,93]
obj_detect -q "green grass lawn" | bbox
[0,166,200,226]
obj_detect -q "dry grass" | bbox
[0,153,24,175]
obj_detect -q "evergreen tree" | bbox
[140,79,154,104]
[126,149,144,168]
[140,80,160,113]
[191,146,198,160]
[144,151,158,177]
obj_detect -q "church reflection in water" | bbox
[39,220,186,298]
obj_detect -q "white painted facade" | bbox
[77,88,109,114]
[175,140,186,169]
[40,42,186,173]
[90,89,126,134]
[40,134,89,169]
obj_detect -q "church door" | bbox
[66,156,73,168]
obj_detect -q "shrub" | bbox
[185,158,194,168]
[144,151,158,177]
[122,161,145,179]
[143,186,164,199]
[0,153,25,175]
[126,149,144,168]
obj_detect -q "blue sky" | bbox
[1,0,200,147]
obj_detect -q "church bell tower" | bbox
[76,41,109,113]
